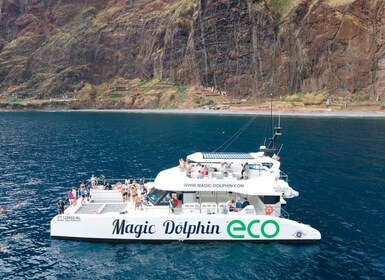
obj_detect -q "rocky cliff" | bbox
[0,0,384,108]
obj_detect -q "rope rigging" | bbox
[212,117,257,152]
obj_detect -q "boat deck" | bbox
[66,201,260,216]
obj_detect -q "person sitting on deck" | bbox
[235,198,243,209]
[226,199,236,212]
[241,198,250,209]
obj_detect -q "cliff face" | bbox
[0,0,384,105]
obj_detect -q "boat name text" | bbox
[111,219,280,239]
[112,219,221,239]
[227,219,280,239]
[112,220,155,238]
[163,220,221,238]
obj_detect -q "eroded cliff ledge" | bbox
[0,0,384,109]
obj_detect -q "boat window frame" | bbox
[148,188,172,206]
[258,195,280,204]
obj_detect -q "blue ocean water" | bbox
[0,112,384,279]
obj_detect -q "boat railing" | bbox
[86,177,156,186]
[280,171,288,182]
[75,178,155,198]
[279,207,290,219]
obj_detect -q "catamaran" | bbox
[50,123,321,243]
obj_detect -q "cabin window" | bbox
[262,163,273,169]
[148,188,172,205]
[259,195,280,204]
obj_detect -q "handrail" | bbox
[86,177,156,184]
[75,178,156,198]
[280,171,288,182]
[279,207,290,219]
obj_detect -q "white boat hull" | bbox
[51,214,321,243]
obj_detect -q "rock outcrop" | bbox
[0,0,384,107]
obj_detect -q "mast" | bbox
[262,41,282,155]
[265,93,282,153]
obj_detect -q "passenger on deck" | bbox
[242,198,250,209]
[115,181,123,190]
[203,165,209,177]
[91,175,97,189]
[139,186,148,204]
[185,161,192,178]
[134,195,142,211]
[226,199,236,212]
[132,179,140,192]
[130,184,138,204]
[68,187,76,205]
[80,183,87,204]
[121,183,129,202]
[235,198,243,209]
[102,175,112,190]
[199,165,205,179]
[102,175,107,187]
[139,177,145,188]
[141,186,148,197]
[58,200,65,214]
[240,163,249,179]
[125,184,131,203]
[179,158,185,170]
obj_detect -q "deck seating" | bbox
[90,190,123,203]
[182,203,200,214]
[201,202,218,214]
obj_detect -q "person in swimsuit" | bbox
[130,184,138,204]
